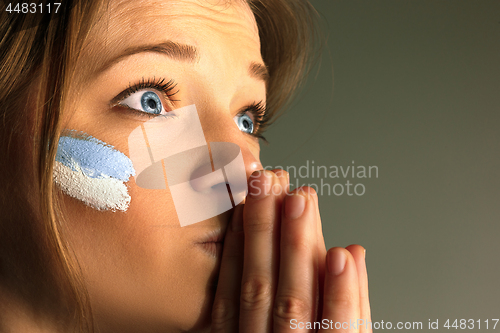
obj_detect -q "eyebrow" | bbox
[97,40,269,83]
[249,62,269,83]
[98,41,198,74]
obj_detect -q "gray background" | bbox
[260,0,500,330]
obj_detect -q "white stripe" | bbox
[53,161,131,212]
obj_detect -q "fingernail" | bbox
[275,169,289,194]
[276,169,289,186]
[284,193,306,219]
[364,249,367,259]
[248,170,273,200]
[328,249,346,276]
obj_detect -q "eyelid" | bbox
[237,100,268,140]
[110,77,179,108]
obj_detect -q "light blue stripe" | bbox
[56,131,136,181]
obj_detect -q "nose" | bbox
[187,146,261,214]
[128,104,263,226]
[188,142,246,195]
[190,114,263,195]
[189,144,261,191]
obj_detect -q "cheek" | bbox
[53,131,136,211]
[248,139,261,162]
[61,185,217,330]
[61,197,204,329]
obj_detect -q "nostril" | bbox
[209,142,248,205]
[190,168,226,193]
[211,182,228,191]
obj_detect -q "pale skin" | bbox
[4,0,372,331]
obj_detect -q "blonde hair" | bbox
[0,0,318,331]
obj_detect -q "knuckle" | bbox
[244,218,274,233]
[274,294,311,324]
[284,232,311,253]
[212,297,236,329]
[325,287,357,309]
[240,276,272,311]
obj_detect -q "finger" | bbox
[312,192,327,323]
[240,170,282,333]
[212,204,245,333]
[272,169,290,196]
[274,187,319,332]
[271,169,290,221]
[345,245,371,333]
[320,247,360,333]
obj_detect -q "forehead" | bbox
[80,0,261,79]
[108,0,258,40]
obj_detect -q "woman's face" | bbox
[59,0,265,331]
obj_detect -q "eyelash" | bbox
[238,101,269,141]
[112,77,269,140]
[111,77,178,116]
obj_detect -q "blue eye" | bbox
[119,90,166,115]
[235,113,254,134]
[140,92,162,114]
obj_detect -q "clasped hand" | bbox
[211,169,372,333]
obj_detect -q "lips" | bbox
[195,229,225,258]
